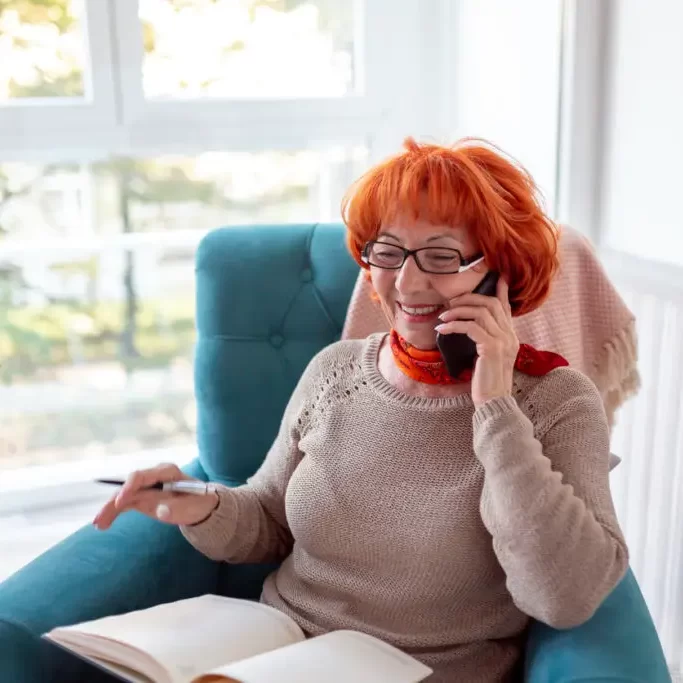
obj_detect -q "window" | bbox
[140,0,358,99]
[0,0,87,100]
[0,0,406,489]
[0,145,367,473]
[0,0,564,497]
[0,0,117,138]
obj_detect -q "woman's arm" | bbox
[473,367,629,629]
[180,353,323,564]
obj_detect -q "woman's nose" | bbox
[395,254,430,293]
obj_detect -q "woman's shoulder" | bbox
[525,364,601,395]
[305,336,371,371]
[297,334,379,388]
[286,336,379,427]
[514,365,607,429]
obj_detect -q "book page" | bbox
[47,595,304,683]
[193,630,433,683]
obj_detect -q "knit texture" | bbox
[182,334,628,683]
[340,225,640,428]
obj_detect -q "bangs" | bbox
[371,150,498,232]
[343,138,519,261]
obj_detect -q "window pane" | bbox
[0,146,367,471]
[0,0,86,100]
[140,0,358,99]
[450,0,562,214]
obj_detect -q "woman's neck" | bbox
[377,334,472,399]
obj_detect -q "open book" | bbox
[43,595,433,683]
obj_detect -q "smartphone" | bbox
[436,271,500,378]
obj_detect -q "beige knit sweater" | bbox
[181,334,628,682]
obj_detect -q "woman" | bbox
[94,138,628,682]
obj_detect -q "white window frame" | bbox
[111,0,380,144]
[0,0,436,162]
[0,0,118,157]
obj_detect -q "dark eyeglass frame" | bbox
[361,240,484,275]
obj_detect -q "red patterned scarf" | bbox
[389,329,569,385]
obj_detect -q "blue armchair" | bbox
[0,224,670,682]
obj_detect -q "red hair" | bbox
[341,137,559,316]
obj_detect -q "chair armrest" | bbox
[524,568,671,683]
[0,458,222,683]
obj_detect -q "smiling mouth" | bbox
[398,303,444,316]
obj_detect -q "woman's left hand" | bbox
[436,278,519,407]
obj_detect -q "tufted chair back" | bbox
[194,223,358,484]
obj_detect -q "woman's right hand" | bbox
[92,463,220,530]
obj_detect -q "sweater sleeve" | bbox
[180,353,322,564]
[472,368,629,630]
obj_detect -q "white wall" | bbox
[601,0,683,266]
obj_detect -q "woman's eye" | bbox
[427,254,457,264]
[375,250,401,261]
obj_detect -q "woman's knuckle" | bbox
[159,462,181,477]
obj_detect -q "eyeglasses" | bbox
[361,240,484,275]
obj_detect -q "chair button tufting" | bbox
[300,268,313,283]
[269,334,285,348]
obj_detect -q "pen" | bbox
[95,478,216,496]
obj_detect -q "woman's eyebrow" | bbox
[376,231,401,242]
[376,231,464,244]
[426,233,461,243]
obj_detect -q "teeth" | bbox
[402,305,440,315]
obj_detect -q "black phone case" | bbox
[436,271,500,378]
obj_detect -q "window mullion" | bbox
[108,0,146,126]
[83,0,118,122]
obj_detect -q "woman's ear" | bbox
[363,269,380,303]
[363,269,379,304]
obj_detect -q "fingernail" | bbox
[438,312,446,321]
[434,324,446,333]
[156,504,171,520]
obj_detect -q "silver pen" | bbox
[95,478,216,496]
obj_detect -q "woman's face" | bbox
[370,212,487,350]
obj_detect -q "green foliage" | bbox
[94,158,220,207]
[0,0,75,33]
[1,0,83,98]
[0,296,196,384]
[8,69,83,97]
[142,20,156,53]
